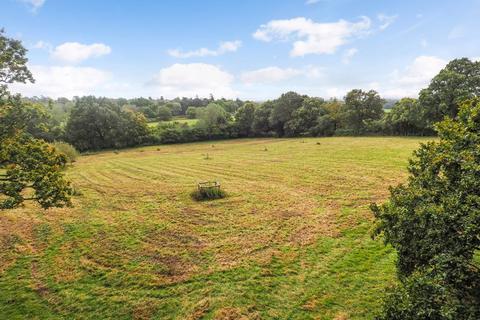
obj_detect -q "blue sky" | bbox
[2,0,480,100]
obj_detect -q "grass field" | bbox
[0,137,430,319]
[148,118,199,128]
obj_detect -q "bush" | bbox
[52,141,79,163]
[334,128,356,136]
[190,184,227,201]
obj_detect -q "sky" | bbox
[2,0,480,100]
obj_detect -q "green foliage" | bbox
[154,123,189,144]
[319,99,343,134]
[157,105,172,121]
[17,99,62,141]
[0,134,73,209]
[341,89,385,135]
[217,98,243,113]
[284,97,326,136]
[185,106,197,119]
[0,89,55,143]
[313,114,336,136]
[0,29,72,210]
[52,141,79,163]
[151,120,237,145]
[129,97,157,118]
[165,101,182,116]
[383,98,428,136]
[0,101,72,209]
[377,265,479,320]
[197,103,229,126]
[419,58,480,127]
[190,185,227,201]
[372,99,480,319]
[333,128,356,136]
[235,102,256,137]
[253,101,275,136]
[0,29,34,96]
[2,35,476,154]
[269,91,305,136]
[196,103,232,137]
[65,96,150,151]
[23,96,75,124]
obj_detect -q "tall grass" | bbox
[190,186,227,201]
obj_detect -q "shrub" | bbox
[190,183,226,201]
[334,128,355,136]
[52,141,79,163]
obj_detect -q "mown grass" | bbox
[0,137,430,319]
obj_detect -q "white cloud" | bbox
[168,40,241,58]
[382,55,447,98]
[394,56,446,86]
[324,87,343,98]
[151,63,236,98]
[241,66,321,84]
[305,0,321,4]
[32,40,51,50]
[420,39,428,48]
[342,48,358,64]
[52,42,111,64]
[9,65,111,98]
[218,41,242,53]
[252,16,371,56]
[18,0,45,11]
[377,14,398,30]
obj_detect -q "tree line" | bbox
[17,57,480,152]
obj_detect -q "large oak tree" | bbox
[0,29,72,209]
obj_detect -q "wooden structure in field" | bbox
[197,181,221,192]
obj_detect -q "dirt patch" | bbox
[150,254,194,277]
[334,312,349,320]
[30,261,54,303]
[214,307,260,320]
[131,299,159,320]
